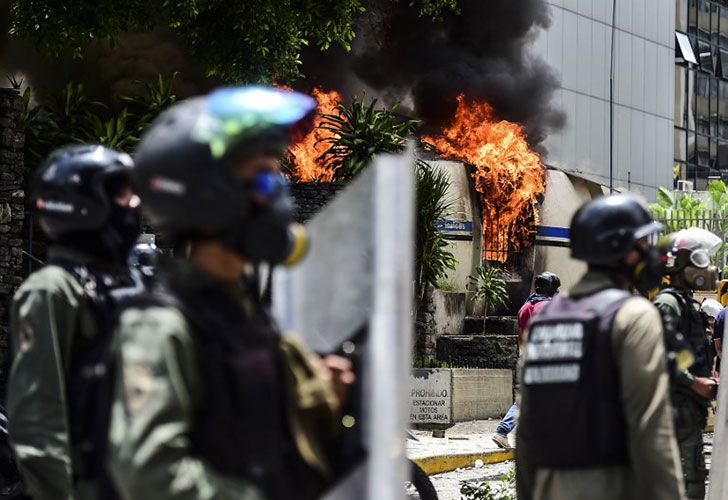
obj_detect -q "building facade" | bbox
[675,0,728,190]
[531,0,676,199]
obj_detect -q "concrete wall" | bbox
[533,170,594,292]
[432,290,465,336]
[452,368,513,421]
[531,0,675,200]
[429,160,482,292]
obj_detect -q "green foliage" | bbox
[468,266,509,315]
[708,179,728,212]
[10,1,461,83]
[21,74,178,173]
[435,280,458,292]
[415,0,460,19]
[648,186,708,231]
[460,469,516,500]
[416,160,458,292]
[412,356,450,368]
[318,97,419,181]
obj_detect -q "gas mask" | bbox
[683,264,719,291]
[106,203,142,262]
[224,172,308,266]
[631,246,663,296]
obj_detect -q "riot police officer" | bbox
[653,227,721,499]
[516,194,683,500]
[6,145,140,499]
[108,86,354,500]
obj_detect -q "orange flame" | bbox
[288,88,343,182]
[424,95,544,262]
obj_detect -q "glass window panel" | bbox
[698,40,713,71]
[697,73,711,133]
[688,130,697,161]
[676,66,687,127]
[689,0,699,35]
[714,47,721,76]
[698,134,710,166]
[720,49,728,77]
[720,81,728,138]
[699,0,711,39]
[712,77,719,135]
[687,163,698,184]
[719,140,728,169]
[676,128,688,162]
[688,69,697,131]
[713,4,720,43]
[677,162,688,184]
[678,0,689,32]
[711,138,719,167]
[722,6,728,45]
[696,165,710,190]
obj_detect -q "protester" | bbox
[492,272,560,449]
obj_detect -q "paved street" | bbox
[408,420,510,461]
[408,428,715,499]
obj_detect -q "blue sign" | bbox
[437,219,473,233]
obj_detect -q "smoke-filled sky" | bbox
[301,0,565,148]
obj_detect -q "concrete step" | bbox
[464,316,518,336]
[436,335,518,370]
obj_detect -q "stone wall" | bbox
[436,334,519,370]
[290,182,345,223]
[0,89,25,358]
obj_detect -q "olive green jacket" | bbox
[108,261,264,500]
[6,247,100,500]
[516,271,684,500]
[653,290,712,407]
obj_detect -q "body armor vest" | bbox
[520,288,631,468]
[152,281,325,500]
[657,288,712,379]
[52,257,134,500]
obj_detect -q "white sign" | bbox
[410,369,452,424]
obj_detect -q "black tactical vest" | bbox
[52,257,134,500]
[159,281,325,500]
[520,288,631,468]
[657,288,712,378]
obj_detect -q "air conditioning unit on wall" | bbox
[676,180,694,192]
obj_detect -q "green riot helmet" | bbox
[657,227,721,291]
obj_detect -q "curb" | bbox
[411,449,515,476]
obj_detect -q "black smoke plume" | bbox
[302,0,565,147]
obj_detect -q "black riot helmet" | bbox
[534,272,560,296]
[570,194,662,265]
[33,145,140,263]
[133,86,315,265]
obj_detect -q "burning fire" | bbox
[288,88,343,182]
[424,95,545,261]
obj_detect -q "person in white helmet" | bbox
[701,298,723,372]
